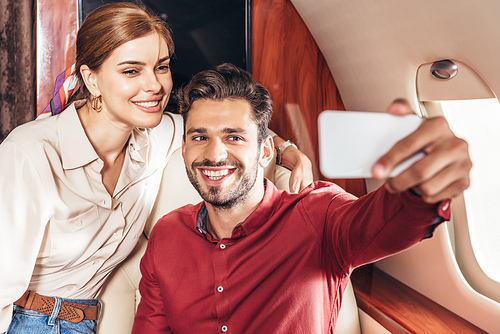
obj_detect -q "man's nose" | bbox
[205,139,228,162]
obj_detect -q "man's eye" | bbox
[228,136,243,141]
[193,136,207,141]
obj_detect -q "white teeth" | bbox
[202,169,230,180]
[134,100,160,108]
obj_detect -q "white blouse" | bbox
[0,103,183,331]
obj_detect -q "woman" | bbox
[0,3,312,333]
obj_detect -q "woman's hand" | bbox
[273,136,313,193]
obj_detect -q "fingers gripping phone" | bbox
[318,111,424,178]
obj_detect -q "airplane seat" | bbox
[96,147,361,333]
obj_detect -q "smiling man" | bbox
[132,63,471,333]
[185,100,262,205]
[182,97,271,239]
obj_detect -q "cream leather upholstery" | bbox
[97,148,360,333]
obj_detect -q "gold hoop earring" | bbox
[91,95,103,112]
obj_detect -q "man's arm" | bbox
[132,231,172,334]
[322,185,449,273]
[319,99,469,274]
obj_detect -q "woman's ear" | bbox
[80,65,100,96]
[259,135,274,168]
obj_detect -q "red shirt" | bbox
[133,181,449,333]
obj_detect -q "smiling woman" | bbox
[0,3,182,333]
[79,32,172,133]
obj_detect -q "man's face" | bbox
[182,98,270,210]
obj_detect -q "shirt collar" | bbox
[128,127,150,163]
[57,102,151,170]
[238,179,280,236]
[58,102,99,170]
[196,179,281,239]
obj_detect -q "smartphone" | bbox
[318,110,424,178]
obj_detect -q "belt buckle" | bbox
[58,302,85,323]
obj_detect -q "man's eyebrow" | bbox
[186,127,248,135]
[222,128,248,135]
[186,128,207,135]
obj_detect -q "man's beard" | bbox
[185,155,260,211]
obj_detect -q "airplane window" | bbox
[439,98,500,284]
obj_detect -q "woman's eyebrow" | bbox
[117,60,146,66]
[117,56,170,67]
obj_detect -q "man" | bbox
[132,63,471,333]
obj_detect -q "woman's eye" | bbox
[123,69,138,75]
[157,65,170,72]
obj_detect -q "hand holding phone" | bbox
[318,111,424,178]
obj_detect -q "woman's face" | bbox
[90,32,173,130]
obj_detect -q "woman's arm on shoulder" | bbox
[270,131,313,193]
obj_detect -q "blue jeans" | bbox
[7,297,101,334]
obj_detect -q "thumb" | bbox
[387,98,415,116]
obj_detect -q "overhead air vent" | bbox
[430,59,458,80]
[417,59,494,101]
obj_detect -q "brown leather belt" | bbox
[14,291,100,323]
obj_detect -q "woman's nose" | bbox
[144,72,162,93]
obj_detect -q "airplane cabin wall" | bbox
[0,0,35,142]
[291,0,500,332]
[35,0,77,117]
[291,0,500,112]
[251,0,366,196]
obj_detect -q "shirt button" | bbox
[220,244,226,249]
[221,325,228,332]
[113,232,120,239]
[75,221,83,227]
[217,286,224,292]
[92,259,101,265]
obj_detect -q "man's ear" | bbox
[80,65,100,96]
[182,138,186,161]
[259,135,274,168]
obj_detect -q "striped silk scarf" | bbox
[37,64,80,119]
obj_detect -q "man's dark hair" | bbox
[177,63,273,144]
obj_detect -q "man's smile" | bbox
[199,168,236,181]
